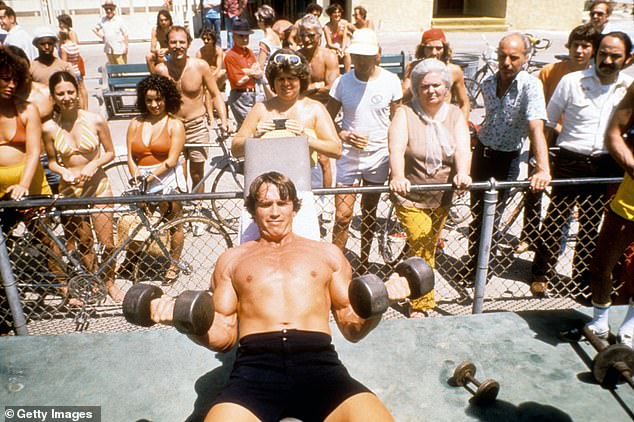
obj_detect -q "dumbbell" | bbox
[452,361,500,404]
[123,283,214,336]
[582,326,634,389]
[348,256,434,319]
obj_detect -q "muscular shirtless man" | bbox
[153,26,228,193]
[152,171,406,421]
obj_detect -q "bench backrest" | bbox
[338,51,407,80]
[104,63,150,91]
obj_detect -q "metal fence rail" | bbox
[0,177,629,336]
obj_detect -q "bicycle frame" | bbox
[188,127,243,194]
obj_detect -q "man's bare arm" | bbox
[308,101,342,158]
[188,251,239,352]
[606,87,634,178]
[328,244,381,342]
[527,119,551,191]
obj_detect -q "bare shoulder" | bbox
[168,114,185,130]
[190,57,211,71]
[82,110,106,127]
[448,63,464,77]
[41,119,58,135]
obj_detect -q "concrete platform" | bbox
[1,308,634,421]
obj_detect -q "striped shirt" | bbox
[61,41,81,77]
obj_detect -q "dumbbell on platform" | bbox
[123,283,214,336]
[452,361,500,404]
[582,326,634,389]
[348,257,435,319]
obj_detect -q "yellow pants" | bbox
[395,203,449,311]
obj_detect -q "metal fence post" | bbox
[0,229,29,335]
[472,179,499,314]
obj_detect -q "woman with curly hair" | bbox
[324,3,351,73]
[145,9,173,74]
[126,74,185,284]
[41,71,121,302]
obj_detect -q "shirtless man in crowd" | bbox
[153,26,228,193]
[152,171,407,421]
[296,13,340,191]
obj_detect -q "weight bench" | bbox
[100,63,150,120]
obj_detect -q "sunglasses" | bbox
[104,7,115,11]
[590,11,605,17]
[299,32,319,39]
[273,53,302,66]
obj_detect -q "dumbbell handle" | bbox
[583,326,608,353]
[464,372,481,387]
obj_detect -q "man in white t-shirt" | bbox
[327,29,402,273]
[93,0,129,64]
[0,5,37,61]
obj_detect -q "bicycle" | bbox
[104,127,244,232]
[4,179,233,331]
[524,33,552,73]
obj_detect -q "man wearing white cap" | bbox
[93,0,129,64]
[327,28,402,273]
[30,27,74,85]
[0,4,37,60]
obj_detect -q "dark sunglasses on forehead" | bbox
[273,53,302,66]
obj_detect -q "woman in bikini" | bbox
[0,47,52,335]
[42,71,122,303]
[324,3,351,73]
[126,74,185,284]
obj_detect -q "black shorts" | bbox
[211,329,372,421]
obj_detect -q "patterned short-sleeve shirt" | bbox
[478,70,547,152]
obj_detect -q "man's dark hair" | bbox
[566,23,601,51]
[136,74,182,115]
[590,1,614,15]
[265,49,311,93]
[306,3,323,15]
[57,13,73,28]
[245,171,302,217]
[598,31,633,60]
[354,5,368,19]
[0,46,31,100]
[414,42,451,63]
[166,25,192,45]
[0,5,16,22]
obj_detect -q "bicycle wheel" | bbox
[132,216,233,296]
[378,202,410,265]
[103,159,133,196]
[210,160,244,232]
[464,77,484,110]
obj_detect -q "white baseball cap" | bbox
[347,28,379,56]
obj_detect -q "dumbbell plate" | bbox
[395,257,434,298]
[474,379,500,404]
[173,290,214,336]
[349,274,389,319]
[453,361,476,386]
[592,343,634,388]
[123,283,163,327]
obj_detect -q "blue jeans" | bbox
[224,15,240,49]
[203,16,222,45]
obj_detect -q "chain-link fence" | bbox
[1,177,630,335]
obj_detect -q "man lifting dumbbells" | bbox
[125,171,435,422]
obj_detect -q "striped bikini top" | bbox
[53,111,100,160]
